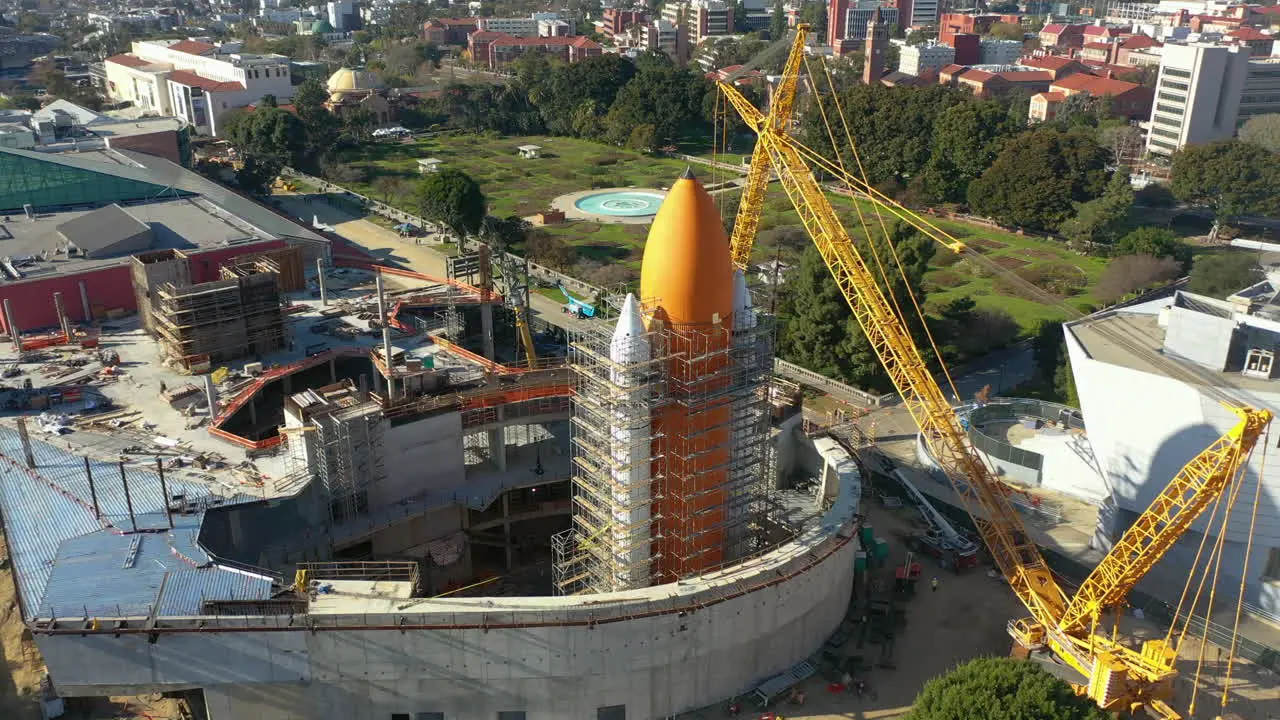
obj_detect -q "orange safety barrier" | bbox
[460,383,573,410]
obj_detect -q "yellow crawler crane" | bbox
[716,25,1272,719]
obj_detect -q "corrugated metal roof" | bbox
[0,428,268,619]
[35,522,272,618]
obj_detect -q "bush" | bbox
[905,657,1109,720]
[1095,255,1182,304]
[1188,252,1264,298]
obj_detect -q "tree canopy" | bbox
[221,107,307,192]
[1188,252,1264,299]
[921,98,1020,203]
[1114,226,1193,271]
[1170,139,1280,221]
[905,657,1109,720]
[779,222,935,392]
[967,128,1111,231]
[414,169,487,246]
[800,84,968,188]
[1238,113,1280,154]
[1058,172,1134,248]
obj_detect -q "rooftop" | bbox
[1068,288,1280,396]
[167,69,245,92]
[0,425,266,620]
[0,197,275,278]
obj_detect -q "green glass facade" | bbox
[0,149,187,213]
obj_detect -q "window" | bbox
[1154,114,1181,128]
[1160,79,1189,92]
[1156,103,1183,116]
[1151,127,1180,140]
[1163,67,1192,79]
[392,715,410,720]
[598,706,626,720]
[1244,348,1274,378]
[1149,137,1178,150]
[497,713,526,720]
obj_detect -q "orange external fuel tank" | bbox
[639,168,736,582]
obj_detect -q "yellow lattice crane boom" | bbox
[717,25,1273,719]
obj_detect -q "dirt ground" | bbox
[679,496,1278,720]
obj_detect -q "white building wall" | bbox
[478,17,539,36]
[980,38,1024,65]
[1065,315,1280,610]
[380,413,466,506]
[37,519,857,719]
[899,43,956,75]
[1147,42,1250,155]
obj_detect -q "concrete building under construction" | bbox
[0,170,864,720]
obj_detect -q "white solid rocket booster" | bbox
[607,293,652,588]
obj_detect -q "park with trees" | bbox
[209,38,1280,402]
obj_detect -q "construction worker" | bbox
[931,576,939,592]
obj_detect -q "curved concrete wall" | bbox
[36,433,861,720]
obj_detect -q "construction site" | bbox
[0,25,1277,720]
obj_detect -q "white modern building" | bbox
[661,0,734,45]
[1240,57,1280,126]
[1065,287,1280,616]
[477,16,538,36]
[979,38,1024,65]
[899,42,955,75]
[104,39,293,137]
[327,0,359,31]
[1146,42,1250,155]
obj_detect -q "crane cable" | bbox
[1187,450,1251,717]
[811,55,963,404]
[1222,424,1267,710]
[795,56,917,345]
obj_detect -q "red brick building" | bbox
[422,18,481,45]
[602,9,647,41]
[1021,54,1091,80]
[1039,23,1086,49]
[468,33,602,70]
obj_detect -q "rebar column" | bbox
[52,292,71,343]
[15,416,34,468]
[78,281,91,323]
[316,257,328,306]
[119,462,138,533]
[3,299,20,353]
[376,271,395,399]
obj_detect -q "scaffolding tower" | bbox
[307,398,387,527]
[153,272,285,371]
[553,305,775,595]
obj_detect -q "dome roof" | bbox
[311,19,334,33]
[639,168,733,327]
[326,67,381,94]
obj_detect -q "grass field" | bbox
[339,134,692,219]
[732,188,1109,330]
[337,133,1107,332]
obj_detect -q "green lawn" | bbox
[727,188,1108,332]
[339,134,692,219]
[337,132,1106,333]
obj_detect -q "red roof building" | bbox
[469,33,602,70]
[167,69,245,93]
[1228,27,1275,57]
[166,40,217,56]
[423,18,481,45]
[1050,72,1153,119]
[1039,23,1086,49]
[1021,54,1091,79]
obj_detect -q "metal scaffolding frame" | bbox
[297,397,387,528]
[553,303,775,595]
